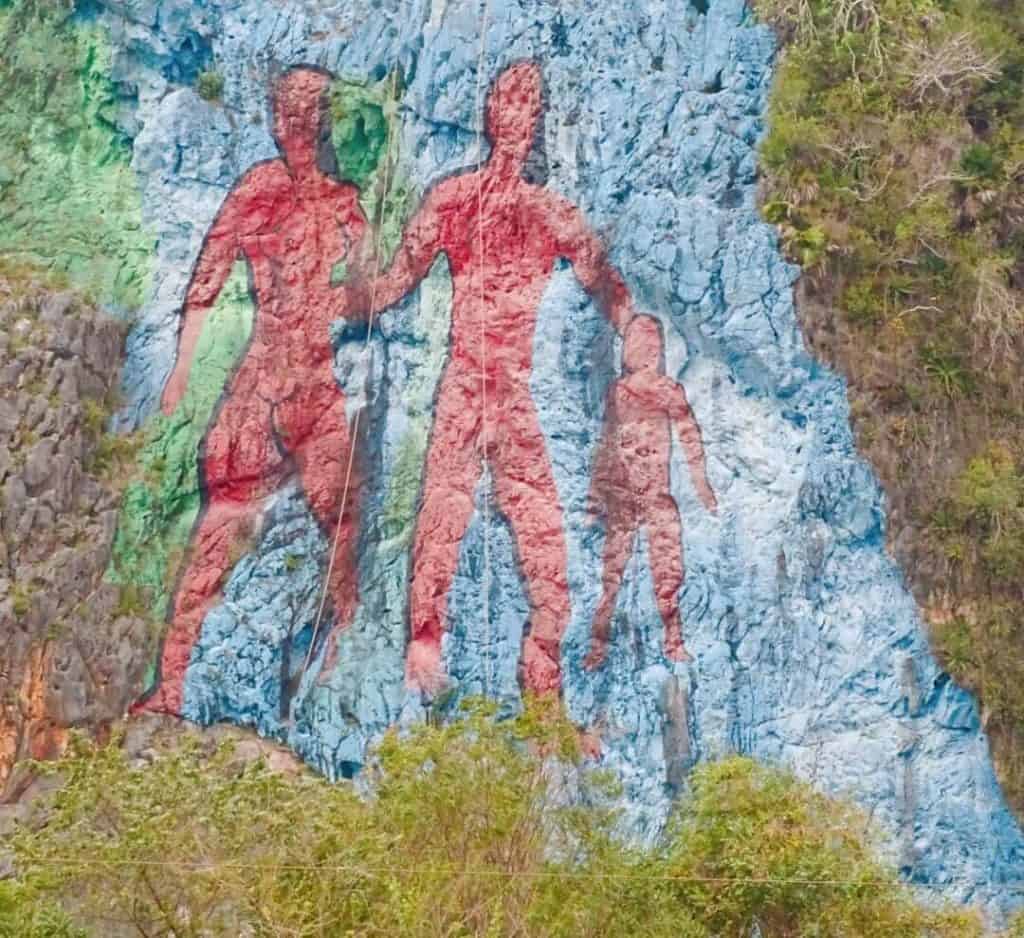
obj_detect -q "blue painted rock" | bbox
[76,0,1024,919]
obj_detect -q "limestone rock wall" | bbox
[1,0,1023,922]
[0,279,149,798]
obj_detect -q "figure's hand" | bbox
[664,633,693,664]
[585,491,604,527]
[160,360,190,416]
[698,480,718,516]
[583,640,608,672]
[336,281,370,322]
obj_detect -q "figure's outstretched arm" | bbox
[669,384,717,513]
[550,195,635,334]
[341,188,445,320]
[162,176,266,415]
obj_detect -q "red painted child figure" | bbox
[584,315,717,671]
[342,61,636,696]
[137,67,369,715]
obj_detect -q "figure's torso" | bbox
[600,376,675,501]
[238,162,366,352]
[438,173,560,378]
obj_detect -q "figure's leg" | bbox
[646,492,690,662]
[137,384,282,715]
[407,367,482,694]
[279,382,358,676]
[492,392,571,696]
[583,501,636,671]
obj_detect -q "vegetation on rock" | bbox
[0,881,83,938]
[0,271,151,794]
[6,701,1001,937]
[754,0,1024,810]
[0,0,153,311]
[195,70,225,103]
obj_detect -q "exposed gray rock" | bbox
[0,276,149,796]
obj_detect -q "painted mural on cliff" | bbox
[135,60,708,714]
[16,0,1024,920]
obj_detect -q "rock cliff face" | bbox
[0,277,149,799]
[3,0,1024,921]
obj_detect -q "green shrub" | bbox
[87,430,143,482]
[196,69,224,102]
[960,143,1002,182]
[0,880,84,938]
[80,398,107,438]
[660,758,982,937]
[920,346,975,399]
[843,279,884,325]
[10,582,32,619]
[9,704,985,937]
[947,443,1024,581]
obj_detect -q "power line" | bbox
[16,858,1024,890]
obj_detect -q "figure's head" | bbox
[272,66,333,171]
[484,61,544,169]
[623,315,665,374]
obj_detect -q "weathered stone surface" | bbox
[2,0,1023,924]
[88,0,1024,920]
[0,278,150,798]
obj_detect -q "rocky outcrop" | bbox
[0,276,148,799]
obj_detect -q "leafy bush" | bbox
[80,399,107,438]
[8,704,989,937]
[10,582,32,619]
[960,143,1002,182]
[927,445,1024,731]
[0,880,83,938]
[87,430,143,483]
[659,758,981,937]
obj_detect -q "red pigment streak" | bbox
[137,67,367,716]
[583,316,717,672]
[345,61,637,696]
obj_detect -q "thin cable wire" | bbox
[473,0,493,698]
[19,857,1024,890]
[302,70,401,682]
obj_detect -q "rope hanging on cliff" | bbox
[306,16,497,697]
[22,856,1024,892]
[474,0,494,698]
[302,69,401,684]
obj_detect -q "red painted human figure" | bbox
[136,67,368,715]
[342,61,636,696]
[583,315,717,671]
